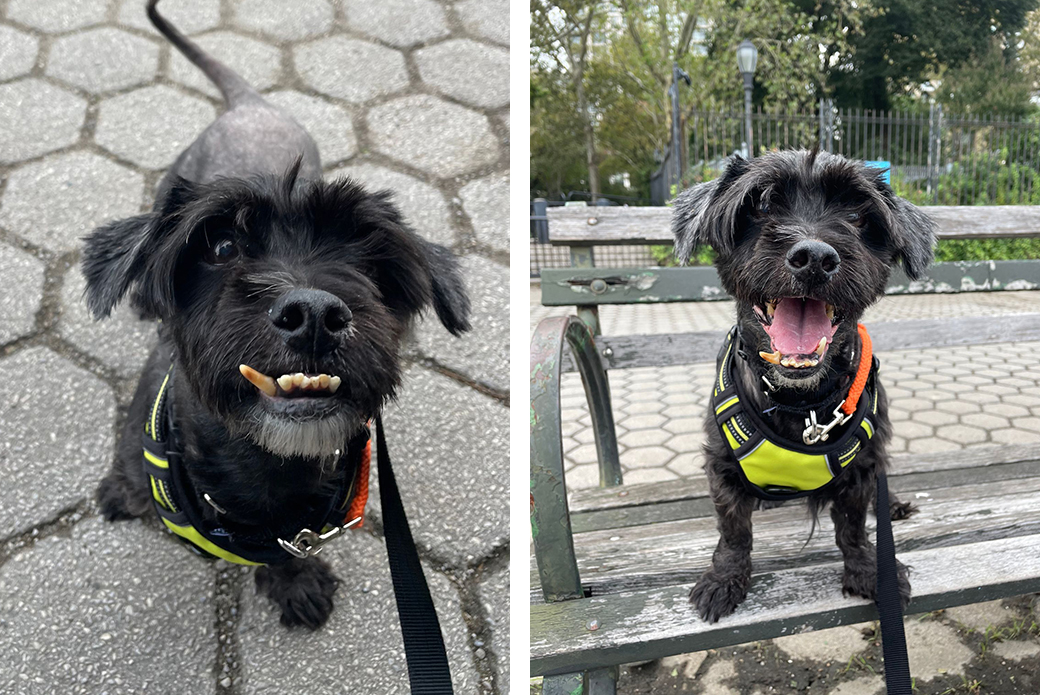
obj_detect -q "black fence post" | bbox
[927,102,943,203]
[531,198,549,243]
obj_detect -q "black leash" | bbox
[376,414,454,694]
[875,472,911,695]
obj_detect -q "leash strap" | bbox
[875,472,911,694]
[376,414,454,694]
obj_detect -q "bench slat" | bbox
[545,205,1040,245]
[541,264,1040,307]
[558,313,1040,372]
[533,474,1040,597]
[531,533,1040,676]
[570,444,1040,514]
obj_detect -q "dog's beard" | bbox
[236,406,359,461]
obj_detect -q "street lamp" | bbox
[736,39,758,157]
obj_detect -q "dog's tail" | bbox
[147,0,255,107]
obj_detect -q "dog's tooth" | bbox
[815,336,828,356]
[318,374,330,388]
[292,373,305,387]
[826,304,835,321]
[329,376,341,393]
[759,350,781,365]
[277,374,294,391]
[238,365,277,397]
[766,301,776,317]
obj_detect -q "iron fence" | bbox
[532,103,1040,275]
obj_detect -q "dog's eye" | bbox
[204,237,239,265]
[847,212,864,226]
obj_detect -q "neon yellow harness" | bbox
[710,328,879,499]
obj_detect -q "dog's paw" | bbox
[255,557,340,630]
[896,560,912,609]
[889,500,917,521]
[97,475,136,521]
[841,557,876,601]
[689,570,749,623]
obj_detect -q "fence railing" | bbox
[533,103,1040,276]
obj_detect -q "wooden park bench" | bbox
[529,204,1040,693]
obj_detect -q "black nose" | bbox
[269,289,352,354]
[785,240,840,282]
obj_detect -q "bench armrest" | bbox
[531,316,622,603]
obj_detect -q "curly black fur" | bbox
[84,0,468,631]
[672,150,932,622]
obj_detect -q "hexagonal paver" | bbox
[625,467,678,483]
[366,366,507,565]
[95,85,216,169]
[0,243,44,344]
[0,79,85,164]
[0,518,216,694]
[416,39,509,109]
[232,0,334,40]
[330,163,454,247]
[117,0,221,33]
[47,28,159,94]
[619,428,671,448]
[7,0,108,32]
[935,424,987,444]
[456,0,509,45]
[168,31,282,99]
[369,95,499,178]
[342,0,449,47]
[239,530,477,692]
[415,255,508,391]
[0,25,38,81]
[911,409,958,426]
[294,37,408,104]
[263,90,356,165]
[905,620,974,682]
[460,172,508,252]
[0,347,114,536]
[0,151,144,253]
[59,266,158,379]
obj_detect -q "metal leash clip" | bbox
[803,400,853,445]
[277,516,363,559]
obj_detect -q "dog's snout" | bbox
[269,289,352,354]
[785,240,840,281]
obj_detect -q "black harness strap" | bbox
[376,414,454,694]
[875,472,911,695]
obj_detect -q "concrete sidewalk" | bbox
[0,2,509,693]
[530,282,1040,694]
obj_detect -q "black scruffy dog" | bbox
[83,1,469,629]
[671,150,935,623]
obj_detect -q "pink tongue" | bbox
[763,298,836,355]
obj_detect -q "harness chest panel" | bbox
[142,368,370,565]
[711,327,879,499]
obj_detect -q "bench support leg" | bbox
[543,673,583,695]
[587,666,620,694]
[542,667,618,695]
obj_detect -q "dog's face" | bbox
[83,164,469,459]
[673,150,935,388]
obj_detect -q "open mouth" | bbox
[753,298,840,369]
[239,364,342,399]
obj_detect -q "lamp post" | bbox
[736,39,758,157]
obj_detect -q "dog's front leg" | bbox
[831,479,911,607]
[255,556,341,630]
[690,481,755,623]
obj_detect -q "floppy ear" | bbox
[888,197,937,281]
[81,213,158,319]
[671,155,749,263]
[424,242,470,336]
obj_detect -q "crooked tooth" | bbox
[277,374,294,392]
[329,376,341,393]
[239,364,277,397]
[292,373,304,387]
[759,350,781,365]
[318,374,330,388]
[815,336,828,356]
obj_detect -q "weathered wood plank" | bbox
[531,534,1040,676]
[533,475,1040,598]
[557,313,1040,372]
[569,444,1040,514]
[572,459,1040,533]
[541,264,1040,307]
[545,205,1040,245]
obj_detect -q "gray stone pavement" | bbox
[0,2,508,694]
[530,282,1040,693]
